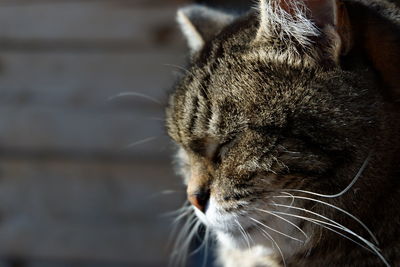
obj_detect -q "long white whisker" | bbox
[171,209,193,225]
[149,189,183,200]
[272,203,376,248]
[163,63,191,74]
[188,221,206,256]
[255,207,309,240]
[171,213,195,249]
[271,210,390,267]
[108,92,162,105]
[273,191,295,211]
[160,189,183,195]
[286,153,372,199]
[235,219,252,249]
[250,217,304,243]
[162,206,191,221]
[274,194,379,245]
[178,218,201,266]
[167,202,191,244]
[179,219,202,266]
[170,213,197,267]
[201,227,210,267]
[124,136,158,149]
[255,224,287,267]
[271,210,372,251]
[147,117,165,121]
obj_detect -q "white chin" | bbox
[216,231,248,249]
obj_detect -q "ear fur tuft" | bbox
[257,0,320,47]
[256,0,354,65]
[177,5,236,53]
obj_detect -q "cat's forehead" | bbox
[167,68,304,145]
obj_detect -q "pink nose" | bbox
[188,190,210,213]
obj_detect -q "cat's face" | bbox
[166,0,388,254]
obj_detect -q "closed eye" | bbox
[212,137,237,163]
[188,136,237,163]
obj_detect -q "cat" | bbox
[166,0,400,266]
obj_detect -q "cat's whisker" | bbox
[285,153,372,199]
[107,91,162,105]
[147,117,165,122]
[270,210,373,252]
[281,191,295,208]
[167,203,192,236]
[163,63,191,75]
[274,194,379,245]
[249,217,304,243]
[189,225,211,264]
[170,214,198,267]
[254,207,309,240]
[201,229,210,267]
[171,209,193,225]
[179,219,202,264]
[124,136,158,150]
[254,223,287,267]
[188,225,211,267]
[270,210,390,267]
[148,189,184,200]
[188,220,206,256]
[271,203,390,266]
[168,200,195,267]
[235,219,252,250]
[168,201,189,215]
[160,189,184,195]
[190,222,210,256]
[169,208,193,244]
[271,203,378,250]
[162,205,191,219]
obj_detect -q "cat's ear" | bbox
[257,0,352,63]
[177,5,236,53]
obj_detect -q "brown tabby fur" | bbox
[166,0,400,266]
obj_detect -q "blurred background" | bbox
[1,0,398,267]
[0,0,251,267]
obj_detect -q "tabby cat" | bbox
[166,0,400,266]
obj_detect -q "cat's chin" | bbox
[215,228,279,254]
[216,231,251,250]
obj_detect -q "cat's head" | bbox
[166,0,399,256]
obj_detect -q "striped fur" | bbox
[166,0,400,266]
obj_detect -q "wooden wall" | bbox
[3,0,397,266]
[0,0,191,266]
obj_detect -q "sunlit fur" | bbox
[166,0,400,266]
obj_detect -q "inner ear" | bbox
[294,0,353,56]
[277,0,336,26]
[344,1,400,102]
[177,5,236,54]
[257,0,352,65]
